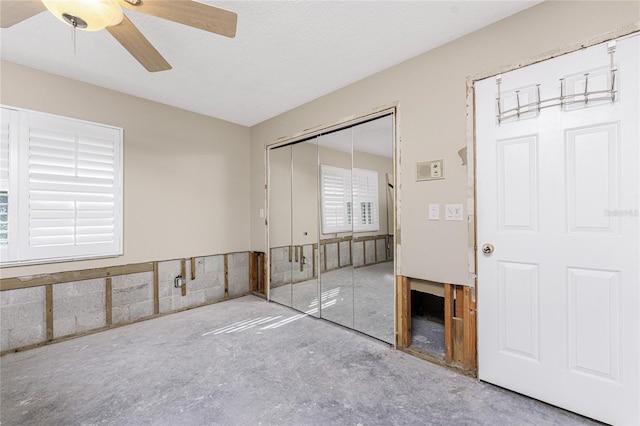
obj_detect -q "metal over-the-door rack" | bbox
[495,41,618,123]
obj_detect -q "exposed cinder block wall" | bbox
[112,272,154,324]
[158,256,226,312]
[0,287,46,351]
[1,251,251,353]
[228,252,250,297]
[53,279,106,338]
[352,241,365,267]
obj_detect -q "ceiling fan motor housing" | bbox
[42,0,124,31]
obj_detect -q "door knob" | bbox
[481,243,494,255]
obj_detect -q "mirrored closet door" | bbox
[268,113,395,344]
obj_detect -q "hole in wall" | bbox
[411,290,445,357]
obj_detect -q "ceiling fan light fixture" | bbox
[42,0,123,31]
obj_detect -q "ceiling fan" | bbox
[0,0,237,72]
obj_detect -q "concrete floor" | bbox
[411,317,445,358]
[270,262,394,343]
[0,295,597,426]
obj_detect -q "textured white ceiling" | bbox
[0,1,540,127]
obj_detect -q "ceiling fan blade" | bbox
[1,0,46,28]
[119,0,237,38]
[106,14,171,72]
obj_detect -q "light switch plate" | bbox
[259,208,265,218]
[445,204,463,221]
[428,204,440,220]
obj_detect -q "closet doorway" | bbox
[267,113,396,344]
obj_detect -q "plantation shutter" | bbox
[320,165,352,233]
[352,168,379,232]
[19,113,122,261]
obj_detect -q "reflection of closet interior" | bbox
[267,113,395,344]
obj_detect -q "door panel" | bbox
[267,145,292,307]
[291,140,319,316]
[476,36,639,425]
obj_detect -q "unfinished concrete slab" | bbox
[1,295,596,426]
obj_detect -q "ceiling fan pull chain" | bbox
[72,19,77,55]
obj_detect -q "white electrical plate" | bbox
[445,204,463,221]
[428,204,440,220]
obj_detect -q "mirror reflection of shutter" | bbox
[22,114,120,260]
[0,108,13,254]
[320,165,352,233]
[352,168,379,232]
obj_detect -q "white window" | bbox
[320,165,379,234]
[0,106,123,265]
[352,167,379,232]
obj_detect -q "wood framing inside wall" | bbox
[398,277,477,373]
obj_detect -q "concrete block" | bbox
[112,306,129,325]
[352,241,364,267]
[76,312,106,333]
[9,324,45,349]
[128,300,153,321]
[340,241,352,266]
[112,283,152,307]
[53,317,76,339]
[193,257,205,277]
[204,255,223,273]
[229,252,248,268]
[271,247,285,261]
[205,285,224,302]
[1,329,9,351]
[0,291,9,307]
[365,240,376,264]
[1,300,45,328]
[325,243,339,270]
[228,268,249,297]
[376,239,387,262]
[187,290,205,307]
[0,287,44,306]
[159,297,172,314]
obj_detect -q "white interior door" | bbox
[476,35,639,426]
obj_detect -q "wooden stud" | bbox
[46,285,53,341]
[224,254,229,298]
[453,317,464,365]
[153,261,159,315]
[312,246,316,278]
[396,275,411,348]
[190,257,196,281]
[374,239,379,263]
[259,252,267,294]
[295,245,299,263]
[299,246,304,272]
[106,277,113,325]
[323,244,327,272]
[249,252,258,292]
[181,259,187,297]
[362,240,367,266]
[444,283,454,363]
[0,262,154,291]
[337,241,341,268]
[349,240,352,266]
[288,245,292,262]
[463,286,477,371]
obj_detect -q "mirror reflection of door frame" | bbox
[265,104,399,346]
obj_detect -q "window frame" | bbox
[0,105,123,266]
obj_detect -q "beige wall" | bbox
[250,1,640,285]
[0,62,251,279]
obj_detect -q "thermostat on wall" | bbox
[416,160,444,181]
